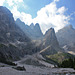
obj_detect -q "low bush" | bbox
[59,58,75,69]
[12,66,26,71]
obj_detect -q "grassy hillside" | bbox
[46,52,75,64]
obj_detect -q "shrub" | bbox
[4,61,17,66]
[12,66,26,71]
[60,58,75,69]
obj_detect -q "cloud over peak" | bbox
[0,0,70,34]
[54,0,60,2]
[33,0,70,33]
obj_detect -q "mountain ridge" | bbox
[0,6,36,61]
[0,6,74,67]
[56,25,75,52]
[16,18,43,40]
[40,28,63,56]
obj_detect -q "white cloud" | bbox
[20,12,33,25]
[11,6,32,25]
[11,0,70,34]
[6,0,23,6]
[2,0,31,25]
[6,0,14,6]
[0,0,5,6]
[54,0,60,2]
[57,7,66,14]
[14,0,23,3]
[32,0,70,34]
[0,0,70,34]
[11,6,21,20]
[70,12,75,16]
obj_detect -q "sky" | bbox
[0,0,75,34]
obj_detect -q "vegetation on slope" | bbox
[46,52,74,63]
[43,52,75,69]
[59,58,75,69]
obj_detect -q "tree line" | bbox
[59,58,75,69]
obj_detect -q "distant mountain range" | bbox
[0,6,36,61]
[0,6,75,65]
[56,25,75,52]
[16,18,43,40]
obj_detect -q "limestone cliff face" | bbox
[40,28,63,55]
[56,25,75,52]
[44,28,59,47]
[16,19,43,40]
[0,6,14,24]
[0,6,35,61]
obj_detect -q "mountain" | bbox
[16,19,43,40]
[39,27,74,65]
[34,23,43,39]
[40,28,63,56]
[30,23,34,29]
[44,28,59,48]
[0,6,74,67]
[56,25,75,52]
[0,6,36,61]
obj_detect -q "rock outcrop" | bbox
[56,25,75,52]
[16,19,43,40]
[40,28,63,55]
[0,6,35,61]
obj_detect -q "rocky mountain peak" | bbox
[43,28,59,48]
[0,6,12,15]
[64,25,73,30]
[66,25,73,29]
[16,20,43,39]
[35,23,40,26]
[44,28,57,43]
[40,28,63,56]
[16,18,20,22]
[0,6,14,23]
[0,6,36,61]
[45,28,54,37]
[30,23,34,29]
[56,25,75,52]
[34,23,40,30]
[16,18,25,26]
[34,23,43,36]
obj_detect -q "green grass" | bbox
[46,52,75,64]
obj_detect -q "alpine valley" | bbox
[0,6,75,75]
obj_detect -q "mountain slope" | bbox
[40,28,63,56]
[15,53,54,67]
[0,6,36,61]
[16,19,43,40]
[56,25,75,52]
